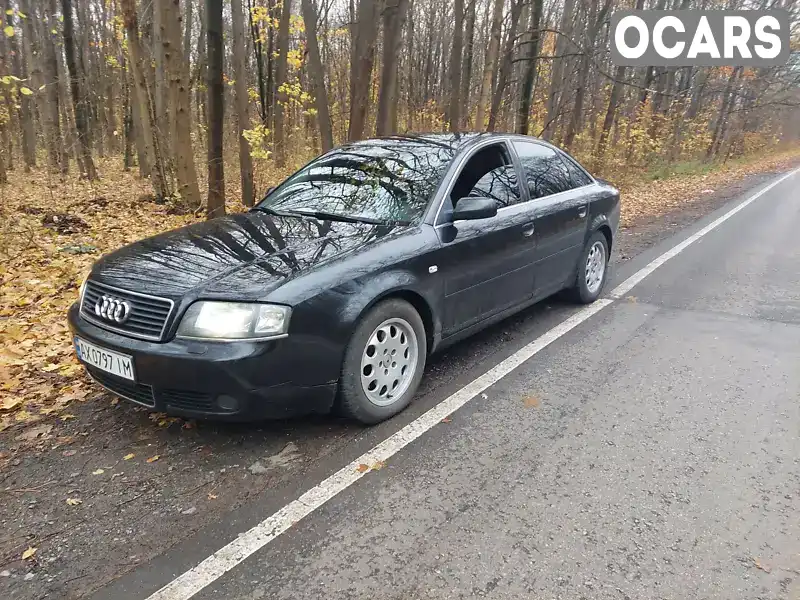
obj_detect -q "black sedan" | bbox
[68,133,620,424]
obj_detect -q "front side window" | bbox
[441,143,520,221]
[259,139,455,224]
[512,141,575,200]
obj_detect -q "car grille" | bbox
[81,280,174,341]
[160,389,216,412]
[88,368,156,407]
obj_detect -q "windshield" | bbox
[257,139,455,224]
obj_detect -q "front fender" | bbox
[340,269,442,343]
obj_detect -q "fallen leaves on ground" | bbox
[21,547,37,560]
[356,460,386,473]
[65,498,82,506]
[523,396,541,408]
[753,558,772,573]
[146,455,160,463]
[123,453,135,461]
[91,468,104,475]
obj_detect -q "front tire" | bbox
[338,299,427,424]
[569,231,609,304]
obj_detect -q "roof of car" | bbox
[345,132,525,153]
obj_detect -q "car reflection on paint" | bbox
[68,133,620,424]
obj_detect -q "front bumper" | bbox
[68,304,338,420]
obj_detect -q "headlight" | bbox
[176,302,291,340]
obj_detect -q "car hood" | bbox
[90,212,406,298]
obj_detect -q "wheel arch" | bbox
[358,288,436,354]
[589,214,613,252]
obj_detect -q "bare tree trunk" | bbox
[61,0,98,179]
[183,0,193,62]
[459,0,476,129]
[474,0,502,130]
[162,0,201,209]
[563,0,611,149]
[543,0,576,140]
[0,17,12,174]
[595,65,625,167]
[488,0,524,132]
[232,0,256,205]
[302,0,334,149]
[249,0,268,124]
[707,66,742,160]
[152,0,169,153]
[4,0,35,170]
[406,0,415,131]
[23,0,59,171]
[273,0,292,166]
[120,0,169,198]
[206,0,226,218]
[348,0,379,141]
[376,0,409,136]
[448,0,464,132]
[516,0,543,135]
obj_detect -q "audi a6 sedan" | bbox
[68,133,620,424]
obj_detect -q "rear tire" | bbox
[338,299,427,424]
[568,230,609,304]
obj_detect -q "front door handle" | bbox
[577,207,588,218]
[522,223,535,237]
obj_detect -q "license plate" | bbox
[74,337,135,381]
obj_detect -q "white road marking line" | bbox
[146,168,798,600]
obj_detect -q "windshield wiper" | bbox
[291,210,410,226]
[250,206,299,218]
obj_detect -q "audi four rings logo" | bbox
[95,295,132,324]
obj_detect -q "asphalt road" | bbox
[95,171,800,600]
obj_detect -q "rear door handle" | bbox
[522,223,535,237]
[577,207,588,218]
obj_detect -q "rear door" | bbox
[511,141,592,296]
[435,143,537,336]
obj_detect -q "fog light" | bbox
[216,395,240,412]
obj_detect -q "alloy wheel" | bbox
[360,317,419,407]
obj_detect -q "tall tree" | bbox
[273,0,292,166]
[543,0,576,140]
[119,0,169,199]
[488,0,524,132]
[231,0,256,205]
[61,0,98,179]
[376,0,409,136]
[474,0,503,131]
[563,0,611,149]
[516,0,544,135]
[301,0,334,149]
[448,0,465,132]
[348,0,379,141]
[161,0,201,209]
[42,0,67,173]
[3,0,35,170]
[459,0,477,129]
[206,0,226,218]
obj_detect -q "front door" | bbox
[435,143,537,336]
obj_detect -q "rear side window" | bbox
[512,141,574,199]
[559,152,593,188]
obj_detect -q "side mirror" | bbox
[452,196,497,221]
